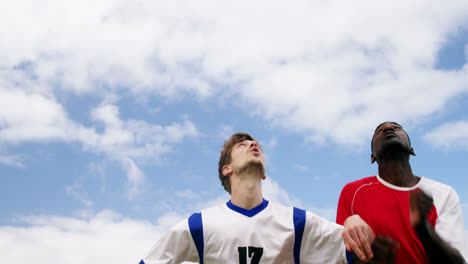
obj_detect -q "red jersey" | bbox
[337,176,468,264]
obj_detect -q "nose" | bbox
[382,124,395,133]
[250,141,258,147]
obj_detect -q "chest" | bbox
[352,186,412,235]
[201,209,295,263]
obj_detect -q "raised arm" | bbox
[410,190,466,264]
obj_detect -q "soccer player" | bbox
[140,132,375,263]
[337,121,468,263]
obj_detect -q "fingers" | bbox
[342,227,364,260]
[409,190,434,227]
[372,236,399,264]
[343,215,375,262]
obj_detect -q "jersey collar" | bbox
[226,198,269,217]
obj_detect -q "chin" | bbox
[237,160,265,176]
[381,141,412,155]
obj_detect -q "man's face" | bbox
[228,139,265,176]
[372,122,413,162]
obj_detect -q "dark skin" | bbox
[367,122,466,264]
[410,190,466,264]
[352,236,399,264]
[371,122,419,187]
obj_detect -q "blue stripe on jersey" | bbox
[293,207,306,264]
[346,250,353,263]
[226,199,269,217]
[188,212,204,264]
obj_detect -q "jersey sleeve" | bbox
[433,187,468,261]
[300,211,348,264]
[140,219,199,264]
[337,183,354,225]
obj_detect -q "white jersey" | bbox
[140,199,350,264]
[417,177,468,260]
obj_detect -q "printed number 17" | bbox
[238,246,263,264]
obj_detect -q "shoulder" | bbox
[267,201,294,215]
[419,177,454,191]
[199,203,229,218]
[419,177,459,199]
[418,177,461,210]
[341,176,378,193]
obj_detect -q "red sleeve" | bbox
[336,183,353,225]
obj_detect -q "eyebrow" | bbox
[374,122,402,132]
[237,140,262,149]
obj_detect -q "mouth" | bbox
[383,132,397,139]
[250,147,260,153]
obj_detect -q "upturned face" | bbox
[371,122,414,163]
[224,139,265,176]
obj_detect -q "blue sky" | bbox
[1,0,468,263]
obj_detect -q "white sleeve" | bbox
[141,219,199,264]
[433,187,468,261]
[300,211,348,264]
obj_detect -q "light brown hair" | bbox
[218,132,257,194]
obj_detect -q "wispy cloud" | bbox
[262,176,302,207]
[88,103,199,160]
[293,164,310,172]
[217,125,234,140]
[0,154,23,167]
[423,121,468,150]
[65,184,94,207]
[0,90,198,195]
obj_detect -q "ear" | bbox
[371,153,376,164]
[222,165,233,176]
[410,147,416,156]
[261,174,267,180]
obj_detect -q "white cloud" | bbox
[423,120,468,149]
[0,90,198,155]
[0,90,198,195]
[261,137,278,149]
[121,157,145,200]
[293,164,310,172]
[217,125,234,141]
[174,189,199,200]
[2,0,468,148]
[306,206,338,222]
[262,176,301,207]
[65,184,94,207]
[0,89,76,142]
[0,154,23,167]
[0,210,173,264]
[87,104,198,160]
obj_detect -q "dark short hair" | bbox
[218,132,257,194]
[371,121,411,153]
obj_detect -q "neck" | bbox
[378,159,419,187]
[230,172,263,210]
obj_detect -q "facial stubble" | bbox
[234,160,265,179]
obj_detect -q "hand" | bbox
[343,214,375,262]
[371,235,399,264]
[409,190,433,227]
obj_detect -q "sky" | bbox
[1,0,468,263]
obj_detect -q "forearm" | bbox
[415,220,466,264]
